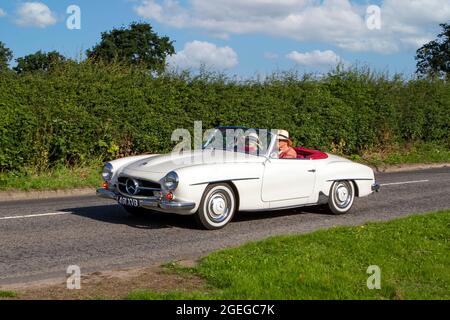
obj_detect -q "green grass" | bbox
[349,141,450,167]
[127,211,450,300]
[0,165,102,191]
[0,291,18,298]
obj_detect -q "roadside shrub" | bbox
[0,62,449,172]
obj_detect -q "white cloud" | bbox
[134,0,450,54]
[134,0,189,28]
[287,50,344,68]
[383,0,450,27]
[135,0,164,21]
[168,40,238,70]
[0,8,6,17]
[16,2,57,28]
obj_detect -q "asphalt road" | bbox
[0,168,449,286]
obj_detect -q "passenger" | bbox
[277,130,297,159]
[238,132,260,154]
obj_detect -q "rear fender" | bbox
[316,162,375,197]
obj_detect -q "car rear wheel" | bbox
[195,183,237,230]
[328,181,355,215]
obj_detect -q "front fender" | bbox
[108,154,160,184]
[174,162,265,212]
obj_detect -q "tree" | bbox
[86,22,175,72]
[416,23,450,78]
[0,41,13,71]
[14,50,67,74]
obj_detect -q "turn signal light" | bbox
[102,181,109,190]
[165,192,174,201]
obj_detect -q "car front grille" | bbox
[118,176,161,197]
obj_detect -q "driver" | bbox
[277,130,297,159]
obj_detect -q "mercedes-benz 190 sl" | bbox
[97,127,380,230]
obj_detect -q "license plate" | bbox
[118,196,140,207]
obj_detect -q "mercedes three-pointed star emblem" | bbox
[125,178,139,195]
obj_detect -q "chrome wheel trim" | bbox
[333,181,354,210]
[203,186,235,226]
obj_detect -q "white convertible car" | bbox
[97,127,380,229]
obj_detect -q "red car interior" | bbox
[294,147,329,160]
[243,145,328,159]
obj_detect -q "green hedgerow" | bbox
[0,63,449,172]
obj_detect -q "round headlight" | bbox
[102,163,114,182]
[163,171,179,190]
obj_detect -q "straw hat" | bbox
[276,129,290,141]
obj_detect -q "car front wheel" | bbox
[195,183,237,230]
[328,181,355,215]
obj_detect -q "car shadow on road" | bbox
[64,204,197,230]
[234,205,329,222]
[64,203,330,230]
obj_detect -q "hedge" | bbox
[0,62,449,172]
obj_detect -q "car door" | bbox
[261,158,316,202]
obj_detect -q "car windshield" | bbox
[203,127,273,157]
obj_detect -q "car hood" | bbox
[121,149,264,174]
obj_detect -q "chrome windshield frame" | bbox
[202,127,276,158]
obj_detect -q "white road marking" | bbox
[380,180,430,187]
[0,212,68,220]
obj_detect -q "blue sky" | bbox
[0,0,449,77]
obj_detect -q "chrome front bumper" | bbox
[96,188,196,212]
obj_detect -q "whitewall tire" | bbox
[328,181,355,215]
[196,183,237,230]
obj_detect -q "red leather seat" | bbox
[294,147,328,160]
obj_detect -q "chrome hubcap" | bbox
[207,191,231,223]
[211,197,226,215]
[334,182,352,209]
[337,187,348,202]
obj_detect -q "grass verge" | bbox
[0,164,102,191]
[349,141,450,167]
[127,211,450,300]
[0,291,18,298]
